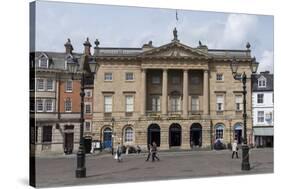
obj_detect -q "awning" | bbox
[253,127,274,136]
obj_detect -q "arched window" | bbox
[125,127,133,142]
[39,53,49,68]
[215,124,224,139]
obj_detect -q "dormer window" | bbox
[258,76,266,88]
[39,53,49,68]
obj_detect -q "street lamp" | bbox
[67,38,98,178]
[230,55,259,171]
[111,117,115,155]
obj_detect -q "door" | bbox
[64,133,74,154]
[147,124,161,147]
[169,124,181,147]
[103,128,112,148]
[190,123,202,148]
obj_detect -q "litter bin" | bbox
[84,136,92,153]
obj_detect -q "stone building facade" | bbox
[92,30,256,151]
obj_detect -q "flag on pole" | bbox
[176,10,178,21]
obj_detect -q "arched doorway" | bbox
[234,123,243,144]
[103,127,112,148]
[169,123,181,147]
[147,124,160,147]
[190,123,202,148]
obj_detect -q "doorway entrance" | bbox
[190,123,202,148]
[169,123,181,147]
[234,123,242,144]
[103,127,112,149]
[147,124,160,147]
[64,133,74,154]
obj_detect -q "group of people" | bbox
[114,141,160,162]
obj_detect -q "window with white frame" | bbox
[125,96,134,112]
[64,98,72,112]
[215,124,224,139]
[37,79,44,91]
[171,96,181,112]
[124,127,133,142]
[45,99,53,112]
[191,96,199,111]
[257,94,264,104]
[152,96,160,112]
[104,73,113,81]
[65,80,73,92]
[46,79,54,91]
[85,121,91,132]
[39,56,48,68]
[258,111,264,123]
[104,96,112,113]
[125,72,134,81]
[258,77,266,88]
[216,73,224,81]
[36,99,44,112]
[216,95,224,111]
[152,76,160,84]
[85,103,92,114]
[85,89,92,97]
[235,95,242,111]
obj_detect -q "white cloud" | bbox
[258,50,274,73]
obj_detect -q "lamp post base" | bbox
[76,148,86,178]
[76,167,86,178]
[241,144,250,171]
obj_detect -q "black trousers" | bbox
[152,152,160,161]
[232,151,238,158]
[146,153,151,161]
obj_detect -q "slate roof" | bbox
[252,71,274,92]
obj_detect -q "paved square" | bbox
[35,148,273,187]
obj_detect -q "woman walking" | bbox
[151,142,160,161]
[232,140,239,159]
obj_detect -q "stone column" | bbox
[162,69,168,115]
[183,70,189,117]
[140,69,146,116]
[203,70,209,115]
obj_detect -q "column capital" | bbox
[162,68,168,72]
[203,69,209,73]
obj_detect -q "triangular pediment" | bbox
[139,41,210,59]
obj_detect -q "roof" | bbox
[252,72,274,91]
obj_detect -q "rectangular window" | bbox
[36,99,44,112]
[258,79,266,87]
[216,73,223,81]
[104,96,112,113]
[191,96,199,111]
[104,73,113,81]
[85,121,91,132]
[216,95,224,111]
[152,76,160,84]
[45,99,53,112]
[65,80,73,92]
[64,99,72,112]
[125,72,134,81]
[85,89,92,97]
[258,111,264,123]
[152,96,160,112]
[216,129,223,139]
[171,96,181,112]
[85,103,92,114]
[125,96,134,112]
[42,126,52,142]
[235,95,242,111]
[37,79,44,91]
[257,94,264,104]
[46,79,54,91]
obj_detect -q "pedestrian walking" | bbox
[151,142,160,161]
[137,145,141,154]
[116,143,123,162]
[232,140,239,159]
[145,144,152,161]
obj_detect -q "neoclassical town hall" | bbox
[32,29,256,154]
[92,29,255,151]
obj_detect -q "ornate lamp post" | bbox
[230,54,259,170]
[67,38,98,178]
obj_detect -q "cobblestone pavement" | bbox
[35,148,273,188]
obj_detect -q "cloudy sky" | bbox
[35,1,274,73]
